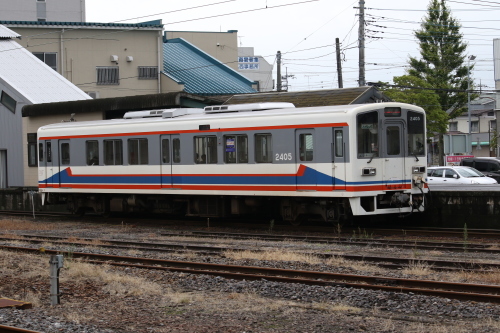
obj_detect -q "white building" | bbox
[238,47,274,92]
[0,0,85,22]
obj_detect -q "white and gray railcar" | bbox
[37,102,428,224]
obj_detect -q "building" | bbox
[238,47,274,92]
[446,94,497,157]
[0,0,85,22]
[162,38,257,96]
[0,25,91,188]
[1,20,165,99]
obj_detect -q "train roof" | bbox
[39,102,424,130]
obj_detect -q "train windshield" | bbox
[357,111,379,158]
[407,111,425,156]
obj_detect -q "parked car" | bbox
[427,166,498,185]
[459,157,500,183]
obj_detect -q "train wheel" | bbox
[289,215,307,226]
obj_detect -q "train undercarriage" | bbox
[43,191,425,225]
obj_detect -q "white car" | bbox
[427,166,498,185]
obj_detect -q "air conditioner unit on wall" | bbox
[86,91,99,99]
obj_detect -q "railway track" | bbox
[1,234,498,272]
[162,231,500,254]
[2,245,500,304]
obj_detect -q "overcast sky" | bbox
[86,0,499,93]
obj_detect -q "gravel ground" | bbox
[1,219,500,332]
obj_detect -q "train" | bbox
[37,102,428,224]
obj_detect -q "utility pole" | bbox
[335,38,343,88]
[277,51,282,92]
[358,0,365,86]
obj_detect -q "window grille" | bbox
[138,66,158,79]
[97,67,119,85]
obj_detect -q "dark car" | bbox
[459,157,500,183]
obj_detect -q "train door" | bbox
[160,135,180,188]
[332,127,346,190]
[382,121,405,186]
[0,150,6,188]
[295,129,316,190]
[58,140,70,186]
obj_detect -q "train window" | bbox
[162,139,170,164]
[334,130,343,157]
[47,142,52,162]
[128,138,149,165]
[104,140,123,165]
[173,138,181,163]
[194,136,217,164]
[299,133,314,161]
[255,134,272,163]
[386,126,400,155]
[357,111,379,158]
[224,135,248,164]
[86,141,99,165]
[407,111,425,156]
[38,143,44,162]
[60,143,70,165]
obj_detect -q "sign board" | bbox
[445,155,474,166]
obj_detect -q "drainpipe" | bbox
[158,31,162,93]
[60,29,65,78]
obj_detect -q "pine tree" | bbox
[408,0,472,120]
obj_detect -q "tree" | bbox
[381,75,448,137]
[408,0,472,119]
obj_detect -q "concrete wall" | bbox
[164,31,238,71]
[0,0,85,22]
[7,26,163,99]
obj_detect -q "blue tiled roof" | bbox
[163,38,256,96]
[0,20,163,28]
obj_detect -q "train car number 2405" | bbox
[275,153,293,161]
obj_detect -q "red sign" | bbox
[446,155,474,163]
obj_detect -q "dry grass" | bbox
[445,268,500,284]
[62,260,162,296]
[0,218,56,231]
[326,255,385,273]
[224,249,322,265]
[402,260,434,276]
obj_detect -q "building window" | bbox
[138,66,158,79]
[224,135,248,163]
[471,121,479,133]
[33,52,57,71]
[104,140,123,165]
[449,122,458,132]
[255,134,272,163]
[490,120,496,131]
[27,134,37,167]
[97,66,119,85]
[128,139,148,165]
[86,141,99,165]
[1,91,16,113]
[194,136,217,164]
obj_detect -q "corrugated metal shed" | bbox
[163,38,257,96]
[0,25,91,104]
[0,25,20,39]
[212,87,390,108]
